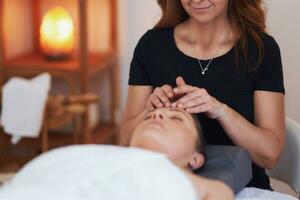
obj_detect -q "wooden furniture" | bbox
[0,0,120,144]
[37,93,99,151]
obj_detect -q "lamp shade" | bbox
[40,6,75,59]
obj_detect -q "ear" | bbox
[176,76,186,87]
[188,152,205,170]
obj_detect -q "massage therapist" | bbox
[120,0,285,190]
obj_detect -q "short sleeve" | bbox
[255,36,285,94]
[128,31,152,86]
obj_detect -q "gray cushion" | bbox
[194,145,252,193]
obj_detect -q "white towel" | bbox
[0,73,51,144]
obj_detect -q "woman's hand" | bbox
[146,84,174,111]
[173,77,227,119]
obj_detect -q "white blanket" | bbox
[0,145,297,200]
[0,145,197,200]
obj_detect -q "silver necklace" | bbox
[194,29,231,75]
[197,58,214,75]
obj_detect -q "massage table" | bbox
[0,117,299,200]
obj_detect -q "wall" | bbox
[119,0,300,123]
[118,0,161,110]
[265,0,300,122]
[3,0,32,59]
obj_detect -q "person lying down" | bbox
[0,107,234,200]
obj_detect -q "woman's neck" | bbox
[185,17,232,48]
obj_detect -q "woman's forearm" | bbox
[216,105,284,169]
[119,109,148,146]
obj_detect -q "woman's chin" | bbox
[130,132,169,153]
[132,128,164,143]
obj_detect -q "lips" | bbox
[192,5,212,12]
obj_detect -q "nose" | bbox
[151,109,164,120]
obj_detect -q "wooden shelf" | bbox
[4,50,116,75]
[0,0,120,147]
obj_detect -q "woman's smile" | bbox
[192,5,212,14]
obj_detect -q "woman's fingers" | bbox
[151,92,164,108]
[176,76,186,87]
[175,89,208,104]
[173,85,196,95]
[146,100,155,111]
[183,96,212,114]
[171,82,225,117]
[185,104,211,114]
[161,84,174,99]
[146,84,174,111]
[183,96,225,119]
[156,85,174,107]
[177,95,210,109]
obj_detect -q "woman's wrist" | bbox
[214,103,229,120]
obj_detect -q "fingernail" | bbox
[172,103,176,107]
[158,103,163,107]
[174,88,178,93]
[166,103,171,107]
[178,104,183,108]
[168,93,173,97]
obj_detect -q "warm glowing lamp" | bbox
[40,6,75,59]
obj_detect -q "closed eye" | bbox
[170,116,183,122]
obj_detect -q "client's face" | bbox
[130,107,203,169]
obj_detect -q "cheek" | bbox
[130,123,148,144]
[213,0,229,12]
[169,128,196,152]
[180,0,192,13]
[179,134,195,151]
[181,0,190,5]
[132,123,144,137]
[168,138,194,161]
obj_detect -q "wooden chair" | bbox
[42,93,99,151]
[0,93,99,158]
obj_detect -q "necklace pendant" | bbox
[201,71,205,75]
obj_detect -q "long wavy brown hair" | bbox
[155,0,266,70]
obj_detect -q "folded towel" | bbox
[0,73,51,144]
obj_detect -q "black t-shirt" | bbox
[128,27,285,189]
